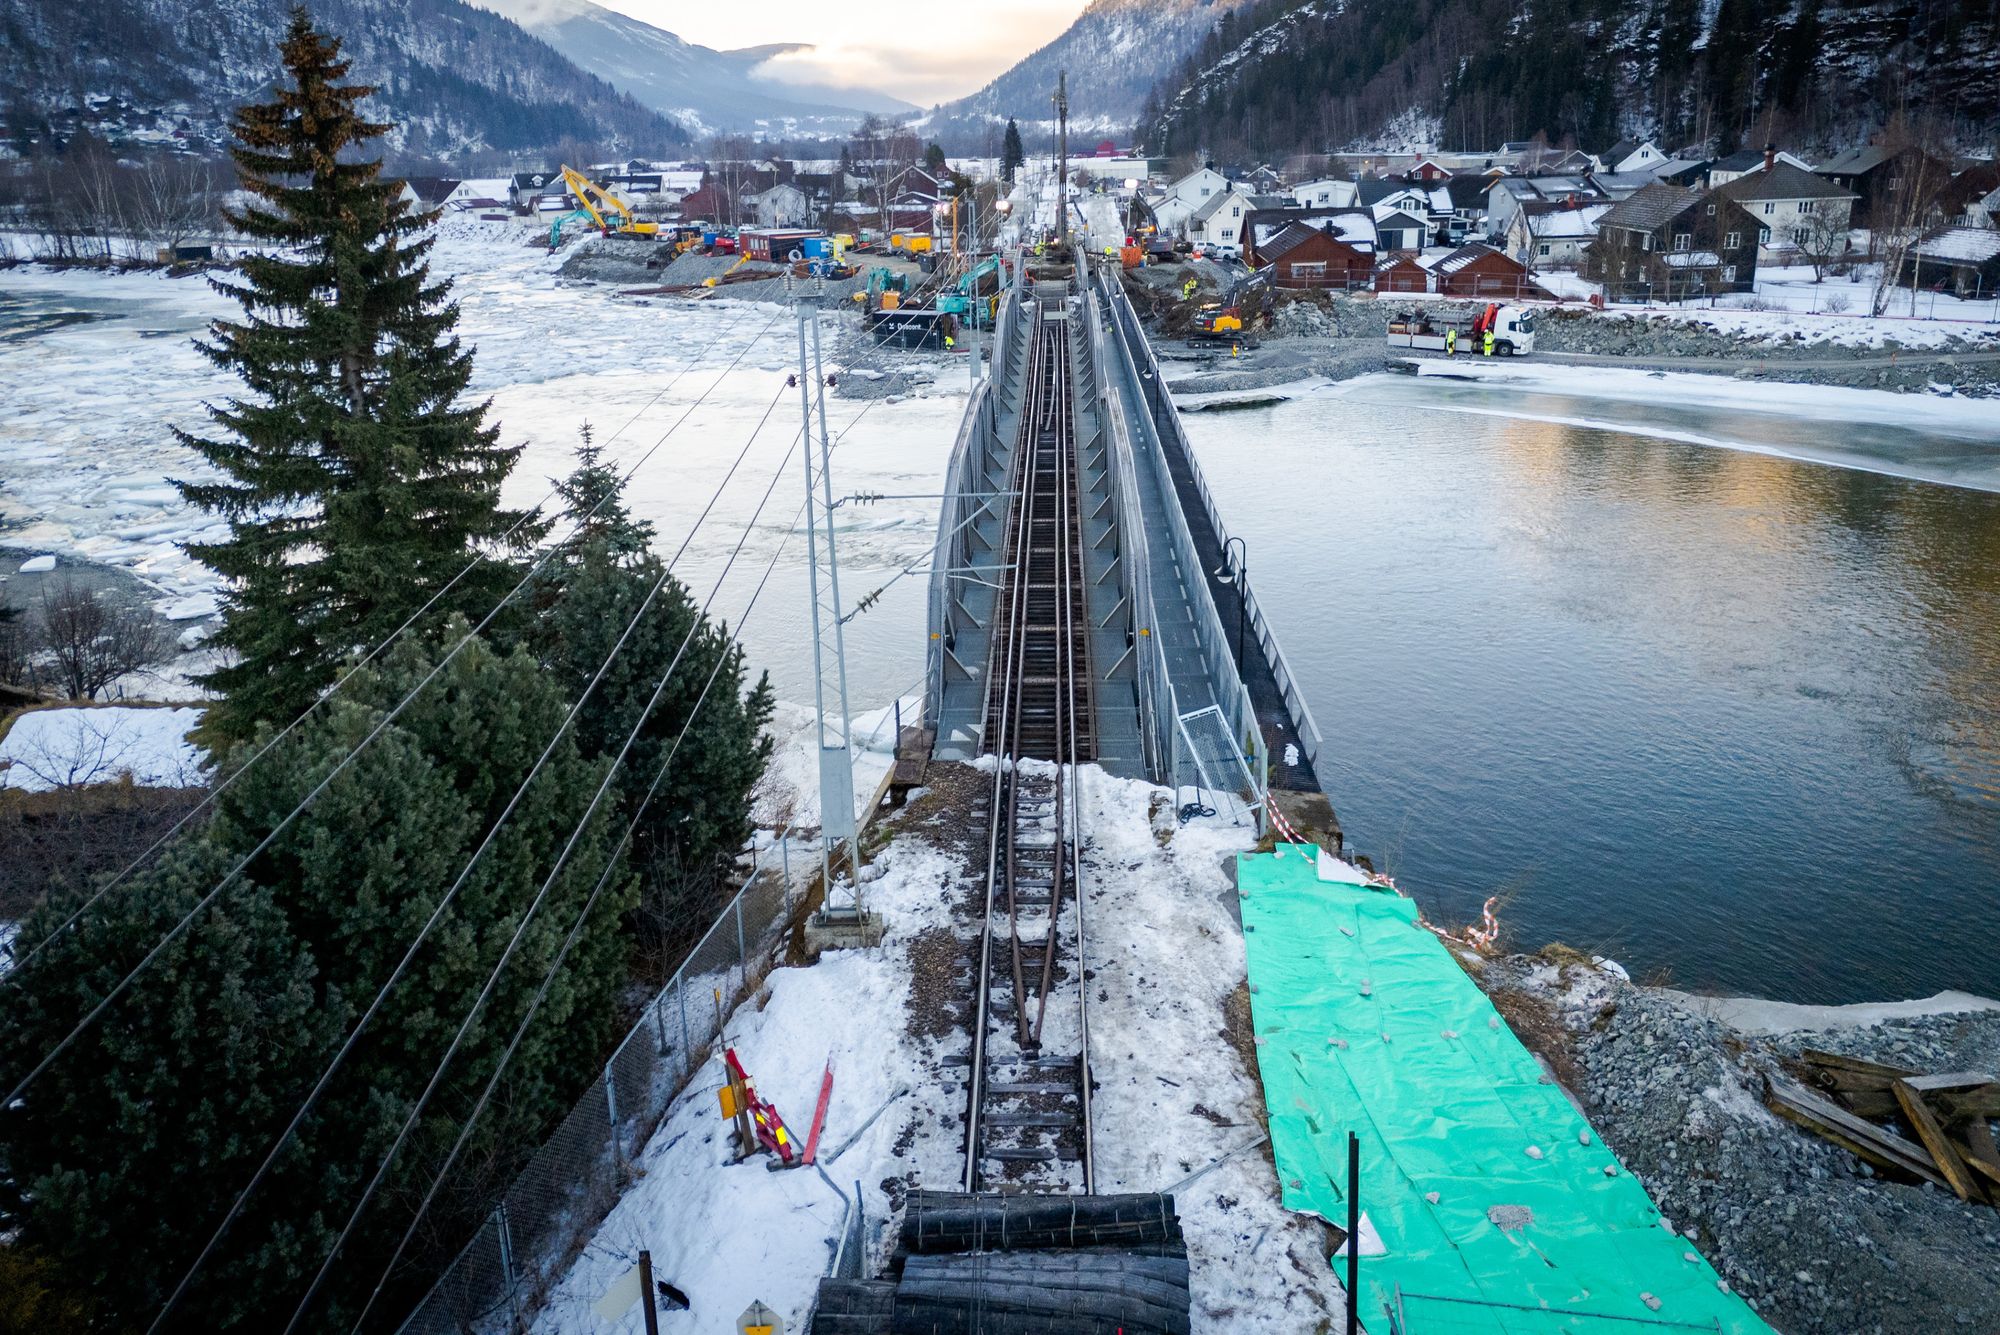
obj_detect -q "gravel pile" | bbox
[1480,956,2000,1334]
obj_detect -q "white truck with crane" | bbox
[1386,303,1538,356]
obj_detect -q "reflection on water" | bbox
[1186,382,2000,1003]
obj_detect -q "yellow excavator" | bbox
[548,165,660,247]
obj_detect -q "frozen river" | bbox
[0,221,966,708]
[6,227,2000,1004]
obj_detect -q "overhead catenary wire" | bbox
[6,304,787,980]
[138,374,795,1333]
[0,314,789,1112]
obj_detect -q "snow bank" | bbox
[0,705,207,791]
[1661,988,2000,1037]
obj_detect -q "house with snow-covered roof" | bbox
[1706,146,1813,188]
[1505,200,1613,267]
[1151,167,1232,235]
[1901,226,2000,295]
[1599,139,1668,174]
[1291,178,1360,209]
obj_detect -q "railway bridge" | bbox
[921,250,1341,1188]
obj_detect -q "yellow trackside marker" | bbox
[718,1085,741,1118]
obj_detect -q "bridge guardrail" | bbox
[1099,275,1326,780]
[1083,253,1271,811]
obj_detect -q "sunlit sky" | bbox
[593,0,1091,105]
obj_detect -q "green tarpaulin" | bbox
[1237,846,1774,1335]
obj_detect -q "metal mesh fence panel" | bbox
[1394,1293,1724,1335]
[396,851,800,1334]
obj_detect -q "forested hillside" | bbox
[0,0,685,155]
[1139,0,2000,158]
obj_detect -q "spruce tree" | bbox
[0,632,631,1329]
[525,436,773,960]
[175,7,533,746]
[1002,118,1025,184]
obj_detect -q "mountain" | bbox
[0,0,686,156]
[1138,0,2000,160]
[477,0,916,136]
[921,0,1232,146]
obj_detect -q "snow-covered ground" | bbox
[529,762,1341,1334]
[1529,263,2000,346]
[1410,358,2000,439]
[0,704,207,791]
[0,216,968,707]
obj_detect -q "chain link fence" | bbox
[396,834,808,1334]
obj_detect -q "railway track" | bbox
[963,284,1096,1194]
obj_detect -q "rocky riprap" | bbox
[1478,955,2000,1335]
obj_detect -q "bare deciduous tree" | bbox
[33,577,172,700]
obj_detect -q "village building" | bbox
[1506,199,1613,268]
[1587,180,1762,301]
[1902,226,2000,296]
[1258,219,1376,288]
[1374,251,1430,292]
[1937,163,2000,229]
[1291,177,1360,208]
[746,182,810,228]
[443,178,511,211]
[1186,182,1259,251]
[1711,161,1857,264]
[1373,208,1429,252]
[1816,144,1954,228]
[1705,146,1813,188]
[509,170,560,211]
[1600,139,1669,174]
[1427,242,1547,299]
[1150,167,1232,235]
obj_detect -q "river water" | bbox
[7,249,1999,1005]
[1183,372,2000,1004]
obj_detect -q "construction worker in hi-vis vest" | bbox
[1446,327,1456,355]
[1483,328,1495,356]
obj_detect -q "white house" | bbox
[443,178,512,211]
[1186,184,1258,251]
[1151,167,1231,235]
[1374,209,1428,252]
[1291,177,1359,208]
[1711,162,1856,263]
[1506,201,1612,267]
[1706,147,1813,188]
[1600,139,1668,174]
[747,183,809,227]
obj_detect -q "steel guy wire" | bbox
[141,377,798,1334]
[6,305,786,979]
[2,341,787,1111]
[321,387,889,1329]
[278,411,808,1335]
[319,393,880,1334]
[342,470,813,1335]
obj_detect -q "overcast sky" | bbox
[596,0,1091,104]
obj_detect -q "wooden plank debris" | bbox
[1777,1053,2000,1208]
[1764,1073,1946,1187]
[1893,1078,1983,1203]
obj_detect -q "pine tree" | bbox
[1002,118,1025,184]
[174,7,535,747]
